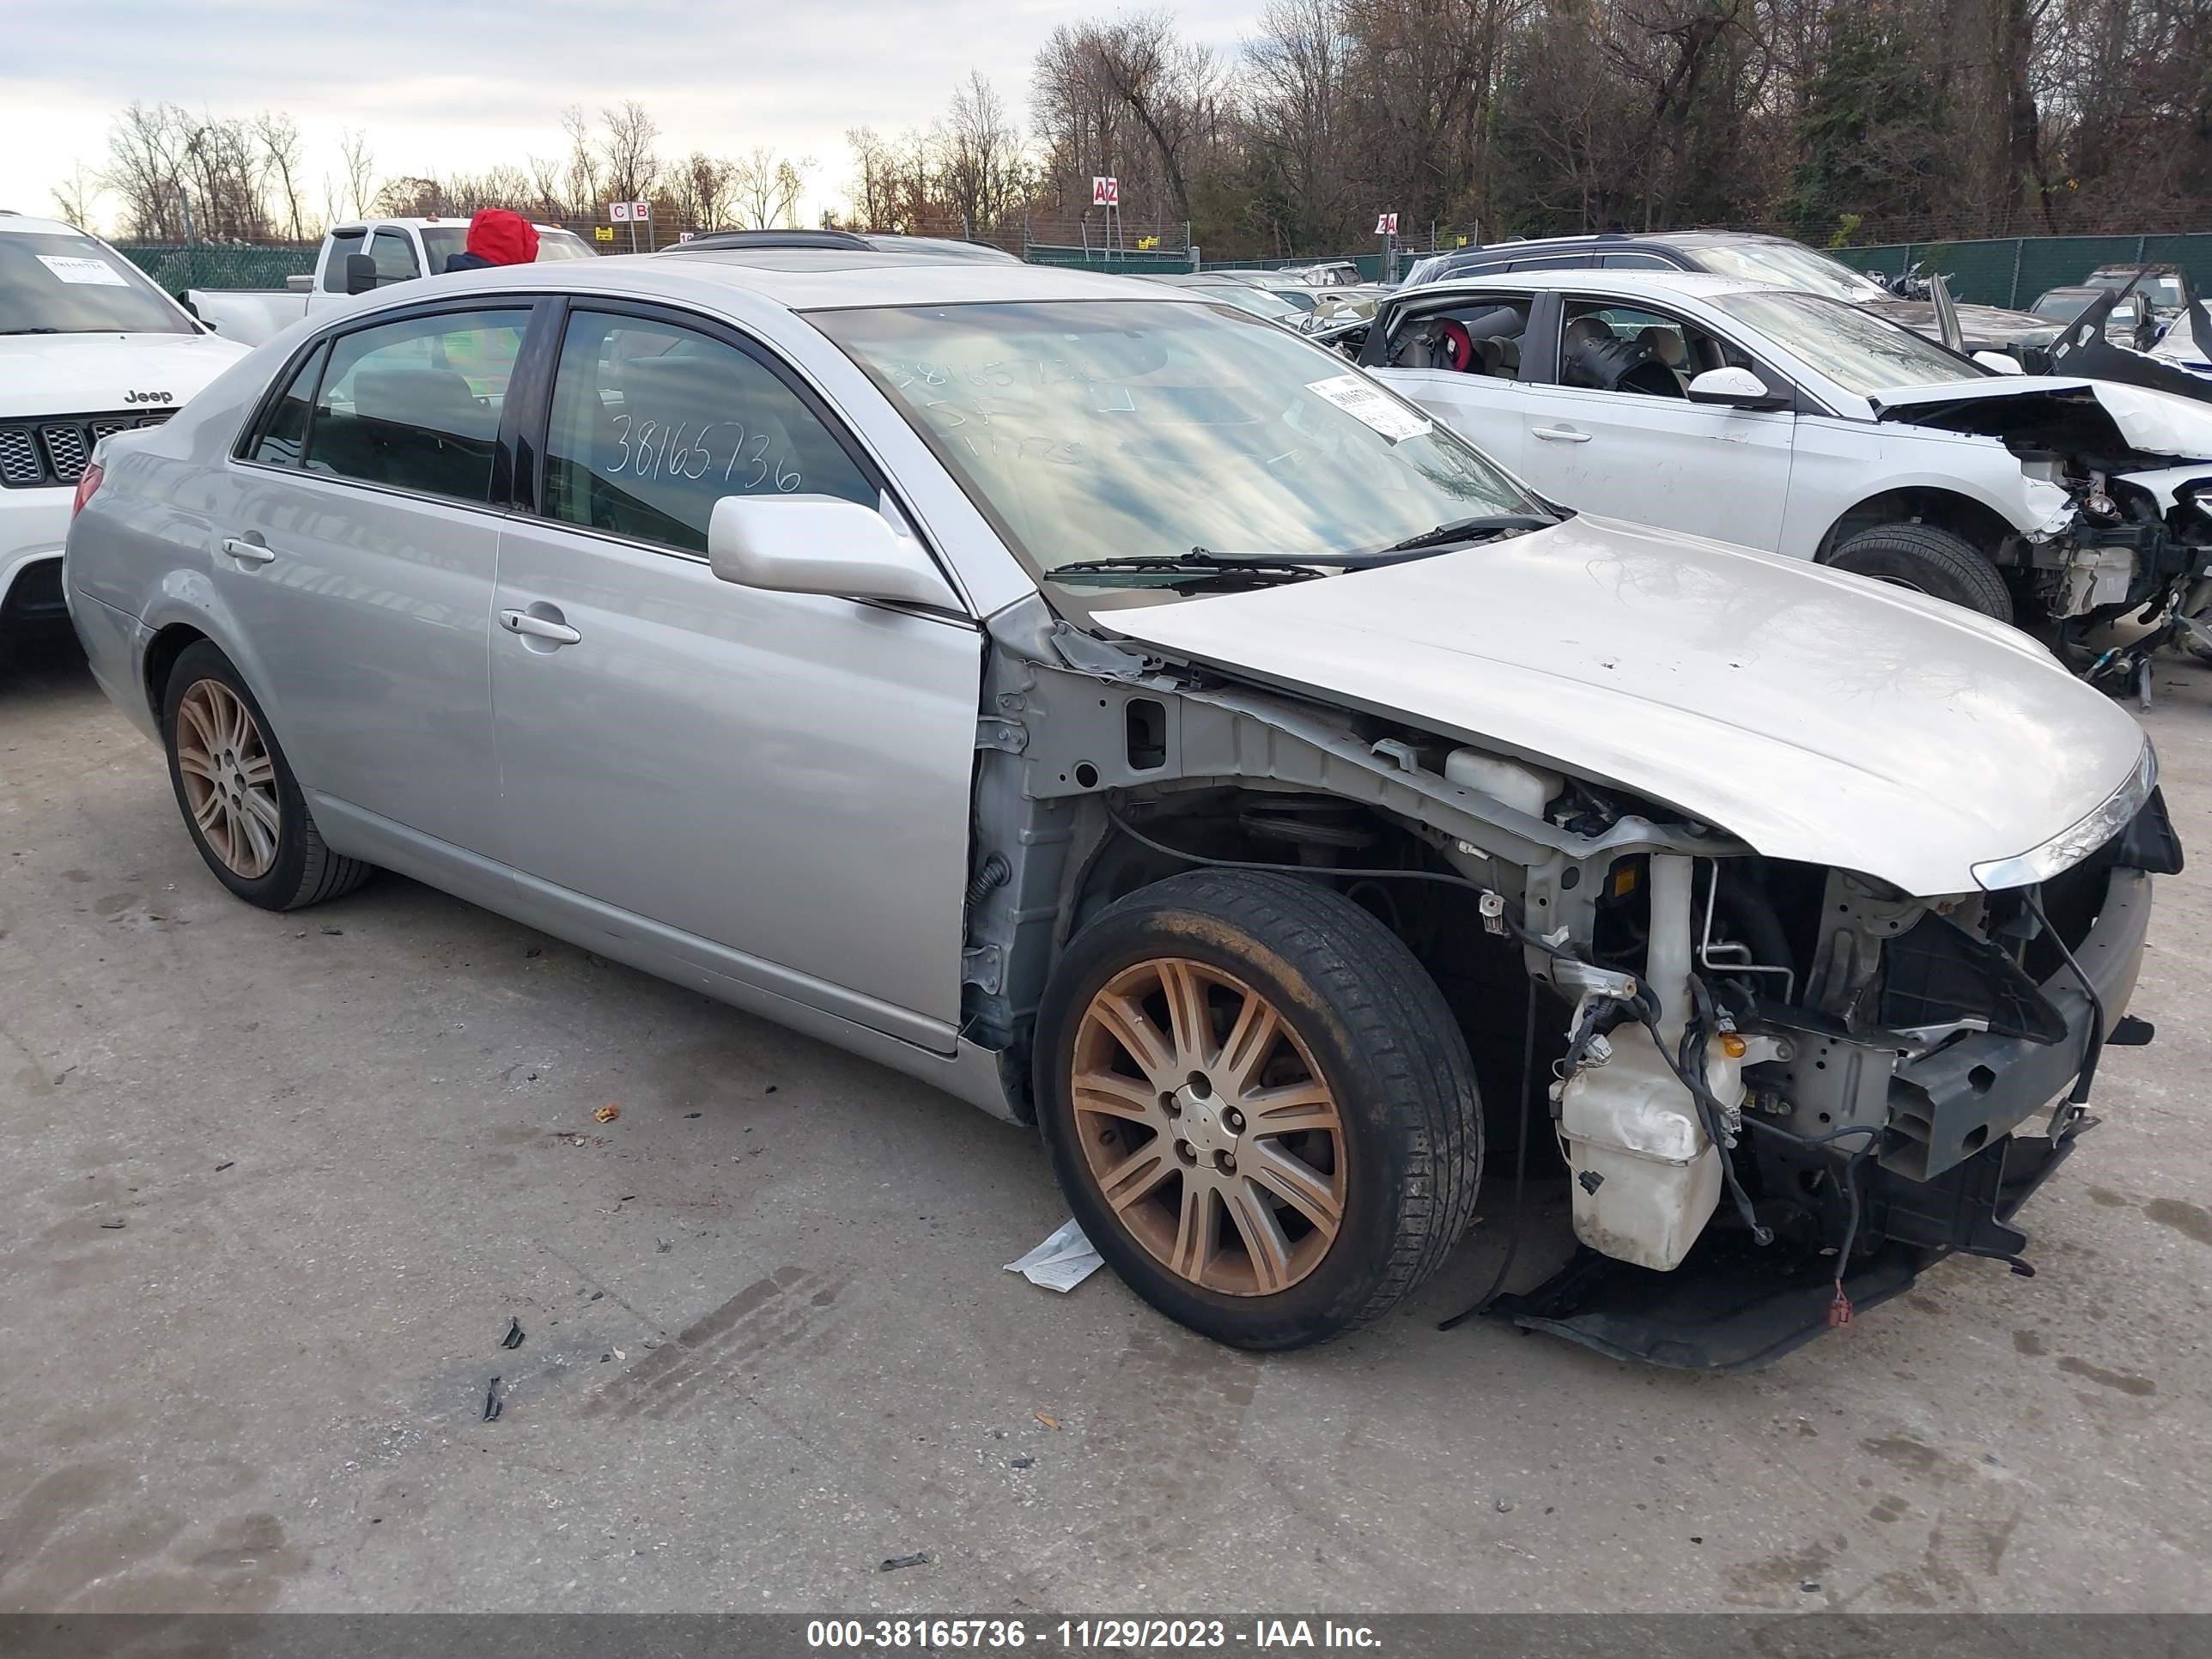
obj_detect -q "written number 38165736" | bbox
[608,414,804,493]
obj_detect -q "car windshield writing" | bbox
[0,233,191,335]
[1709,290,1984,397]
[1686,240,1891,302]
[817,300,1536,585]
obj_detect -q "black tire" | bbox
[1033,868,1480,1350]
[1826,521,2014,622]
[161,640,374,911]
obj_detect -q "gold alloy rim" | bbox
[1071,957,1346,1296]
[175,679,280,879]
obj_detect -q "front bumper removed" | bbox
[1490,854,2160,1371]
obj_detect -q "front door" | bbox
[1516,298,1796,550]
[219,302,532,854]
[1367,290,1539,473]
[488,304,981,1045]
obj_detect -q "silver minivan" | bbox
[64,249,2173,1365]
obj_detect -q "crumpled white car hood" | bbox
[1868,374,2212,459]
[1103,514,2148,897]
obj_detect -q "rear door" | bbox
[486,301,981,1044]
[1365,287,1540,473]
[218,301,535,854]
[1514,295,1796,550]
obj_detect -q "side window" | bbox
[369,229,420,286]
[543,311,876,555]
[244,342,327,466]
[1386,295,1534,379]
[320,228,365,293]
[1559,301,1750,398]
[303,307,531,503]
[1601,252,1674,270]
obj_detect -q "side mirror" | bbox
[1686,366,1779,407]
[1972,349,2026,374]
[343,252,379,295]
[707,495,958,611]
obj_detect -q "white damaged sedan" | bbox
[65,249,2179,1364]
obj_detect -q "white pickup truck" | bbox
[185,216,595,347]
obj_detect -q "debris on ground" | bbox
[879,1553,929,1571]
[98,1219,125,1230]
[764,1085,778,1094]
[524,946,542,959]
[593,1104,621,1124]
[1010,1455,1036,1470]
[501,1318,525,1350]
[684,1112,702,1119]
[483,1378,503,1422]
[1495,1498,1514,1513]
[656,1238,673,1253]
[642,1336,662,1350]
[1004,1218,1103,1292]
[319,926,343,936]
[214,1161,234,1172]
[1034,1411,1061,1431]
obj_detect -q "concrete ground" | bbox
[3,629,2209,1616]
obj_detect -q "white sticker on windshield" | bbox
[37,254,132,288]
[1305,373,1431,442]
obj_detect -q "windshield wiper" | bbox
[1365,513,1560,557]
[1050,550,1329,585]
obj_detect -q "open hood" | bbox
[1104,514,2148,897]
[0,331,247,422]
[1867,374,2212,459]
[1858,294,2059,349]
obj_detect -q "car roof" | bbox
[0,213,89,237]
[1404,268,1768,302]
[442,246,1211,313]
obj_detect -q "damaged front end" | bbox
[1497,748,2179,1370]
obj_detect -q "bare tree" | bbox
[599,100,661,204]
[50,167,100,230]
[938,72,1030,236]
[560,106,601,219]
[253,110,312,241]
[337,128,376,222]
[731,147,812,228]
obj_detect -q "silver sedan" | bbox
[65,249,2165,1363]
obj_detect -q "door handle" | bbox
[1531,426,1592,444]
[499,608,581,646]
[219,537,276,564]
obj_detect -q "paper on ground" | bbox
[1004,1218,1104,1292]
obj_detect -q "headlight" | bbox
[1972,741,2157,890]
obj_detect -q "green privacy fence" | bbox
[1022,244,1195,274]
[116,244,319,296]
[1830,234,2212,311]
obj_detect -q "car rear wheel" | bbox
[1034,868,1480,1350]
[161,641,373,911]
[1827,522,2014,622]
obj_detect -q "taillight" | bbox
[72,459,104,519]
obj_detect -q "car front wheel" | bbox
[1034,868,1481,1349]
[161,640,373,910]
[1827,521,2014,621]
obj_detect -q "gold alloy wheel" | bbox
[175,679,281,880]
[1071,957,1347,1296]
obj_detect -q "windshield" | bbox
[2033,290,2100,321]
[420,226,597,270]
[817,300,1540,590]
[0,231,192,336]
[1709,289,1985,397]
[1685,240,1892,302]
[2087,272,2184,309]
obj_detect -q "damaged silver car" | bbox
[65,252,2180,1364]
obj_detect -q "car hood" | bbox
[1861,295,2060,348]
[0,331,249,420]
[1103,514,2148,897]
[1866,374,2212,459]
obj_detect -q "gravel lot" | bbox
[3,629,2209,1613]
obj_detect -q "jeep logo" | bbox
[123,390,174,405]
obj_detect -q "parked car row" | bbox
[58,240,2180,1370]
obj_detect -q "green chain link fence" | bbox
[1829,234,2212,310]
[115,244,319,298]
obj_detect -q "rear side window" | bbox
[1601,252,1674,270]
[320,228,365,293]
[303,307,530,503]
[246,343,327,466]
[541,310,874,555]
[369,229,420,286]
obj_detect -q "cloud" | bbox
[4,0,1263,229]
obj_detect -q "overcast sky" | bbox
[3,0,1264,234]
